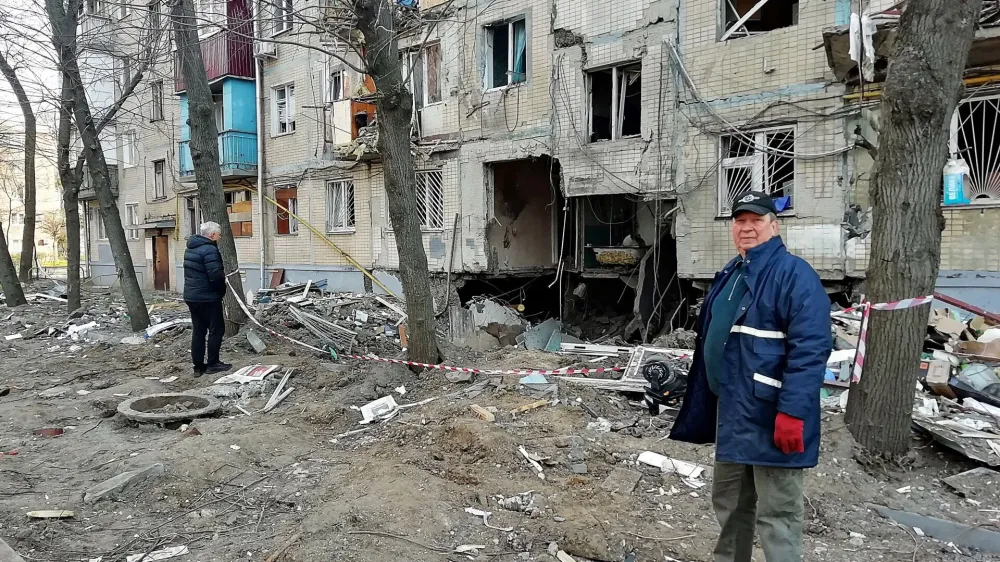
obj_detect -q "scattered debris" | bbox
[213,365,279,385]
[359,396,399,423]
[601,467,643,495]
[470,404,495,422]
[84,463,165,504]
[464,507,514,532]
[872,504,1000,554]
[518,446,547,480]
[125,545,189,562]
[247,330,267,353]
[26,510,74,519]
[32,427,64,437]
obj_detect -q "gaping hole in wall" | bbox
[579,195,689,342]
[457,274,562,323]
[488,157,563,271]
[724,0,800,38]
[589,64,642,142]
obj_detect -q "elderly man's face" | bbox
[207,231,221,242]
[732,211,779,256]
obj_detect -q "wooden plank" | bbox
[269,268,285,289]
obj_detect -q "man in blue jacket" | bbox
[669,192,831,562]
[183,222,232,377]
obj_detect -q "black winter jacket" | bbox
[183,235,226,302]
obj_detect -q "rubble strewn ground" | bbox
[1,283,999,561]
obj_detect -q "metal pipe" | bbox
[255,2,266,291]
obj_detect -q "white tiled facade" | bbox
[81,0,1000,295]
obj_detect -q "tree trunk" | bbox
[56,77,83,313]
[169,0,246,336]
[354,0,440,366]
[0,217,27,307]
[45,0,151,331]
[845,0,983,456]
[0,54,37,282]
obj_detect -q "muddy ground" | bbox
[0,288,997,562]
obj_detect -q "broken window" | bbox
[416,170,444,229]
[153,159,165,198]
[588,63,641,142]
[213,93,224,132]
[94,204,107,240]
[326,179,356,232]
[722,0,799,41]
[272,84,295,135]
[151,81,164,121]
[225,189,253,237]
[327,69,344,102]
[402,42,442,108]
[126,203,140,240]
[485,18,527,89]
[275,185,298,235]
[951,96,1000,202]
[185,197,203,236]
[718,127,794,215]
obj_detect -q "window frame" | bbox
[118,0,129,19]
[947,93,1000,205]
[275,185,299,235]
[125,203,140,240]
[121,130,138,168]
[147,0,160,30]
[484,18,527,90]
[415,170,445,230]
[717,125,796,217]
[152,159,166,200]
[94,204,107,240]
[185,197,203,237]
[271,83,296,136]
[326,68,344,103]
[151,80,164,121]
[225,189,254,238]
[271,0,294,36]
[196,0,227,38]
[325,179,356,234]
[587,62,642,143]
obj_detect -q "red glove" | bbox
[774,412,805,454]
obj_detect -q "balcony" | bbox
[78,164,120,201]
[179,131,257,179]
[174,27,254,93]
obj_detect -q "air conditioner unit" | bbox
[254,40,277,58]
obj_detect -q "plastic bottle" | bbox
[943,158,971,205]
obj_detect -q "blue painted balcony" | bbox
[178,131,257,179]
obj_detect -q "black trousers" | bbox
[186,300,224,368]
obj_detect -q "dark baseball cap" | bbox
[731,191,778,216]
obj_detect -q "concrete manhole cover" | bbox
[117,393,221,423]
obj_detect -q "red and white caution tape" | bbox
[850,295,935,383]
[226,278,624,377]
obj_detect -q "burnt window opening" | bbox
[722,0,799,41]
[589,64,641,142]
[582,195,647,268]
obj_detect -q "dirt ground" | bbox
[0,288,997,562]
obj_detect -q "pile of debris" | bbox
[251,280,409,357]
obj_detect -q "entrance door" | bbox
[153,236,170,291]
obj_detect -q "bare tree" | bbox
[168,0,247,335]
[0,50,37,281]
[0,217,26,306]
[39,211,65,259]
[44,0,151,330]
[845,0,983,456]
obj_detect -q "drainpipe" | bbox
[255,7,266,290]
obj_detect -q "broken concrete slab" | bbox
[117,393,222,424]
[84,463,165,504]
[601,467,642,495]
[569,463,588,475]
[445,371,474,383]
[942,467,1000,504]
[0,538,26,562]
[872,504,1000,554]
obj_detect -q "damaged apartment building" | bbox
[76,0,1000,342]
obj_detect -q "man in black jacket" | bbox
[183,222,232,377]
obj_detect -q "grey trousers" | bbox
[712,461,805,562]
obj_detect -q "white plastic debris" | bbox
[359,396,399,423]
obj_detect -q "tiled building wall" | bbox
[550,0,677,197]
[674,0,858,280]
